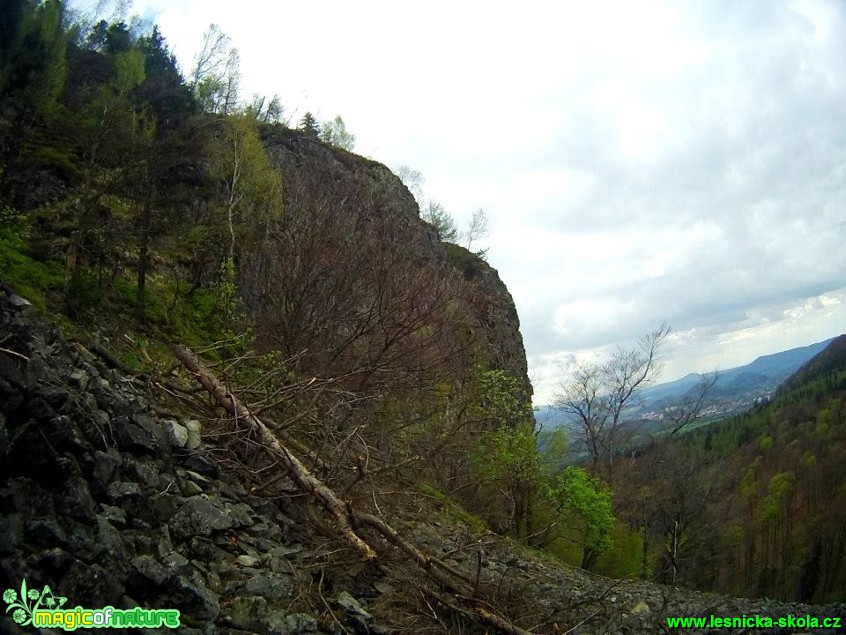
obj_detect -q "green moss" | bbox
[0,232,64,311]
[419,482,487,532]
[444,243,483,279]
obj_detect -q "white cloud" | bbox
[126,0,846,404]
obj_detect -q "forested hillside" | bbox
[612,335,846,603]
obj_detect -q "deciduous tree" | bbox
[555,323,670,481]
[319,115,355,150]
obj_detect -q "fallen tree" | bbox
[171,343,533,635]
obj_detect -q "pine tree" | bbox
[299,112,319,138]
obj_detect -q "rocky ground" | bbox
[1,289,844,634]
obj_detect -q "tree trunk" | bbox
[171,343,376,559]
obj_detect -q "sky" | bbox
[115,0,844,403]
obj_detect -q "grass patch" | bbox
[0,217,248,372]
[419,482,487,532]
[0,232,64,312]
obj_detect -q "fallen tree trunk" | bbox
[172,343,534,635]
[172,344,376,560]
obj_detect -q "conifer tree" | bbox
[299,112,320,138]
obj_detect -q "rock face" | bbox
[258,128,533,404]
[444,243,533,402]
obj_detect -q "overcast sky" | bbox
[124,0,846,403]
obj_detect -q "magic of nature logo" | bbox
[3,578,180,631]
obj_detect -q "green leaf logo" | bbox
[3,579,64,626]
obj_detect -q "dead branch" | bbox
[173,343,376,559]
[172,343,538,634]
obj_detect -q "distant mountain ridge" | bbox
[537,336,840,430]
[639,336,838,409]
[779,334,846,393]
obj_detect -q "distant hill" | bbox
[636,337,837,413]
[536,336,839,433]
[779,334,846,393]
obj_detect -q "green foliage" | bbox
[215,255,240,324]
[421,201,458,243]
[595,525,645,579]
[445,242,484,279]
[319,115,355,150]
[473,423,539,483]
[0,231,63,311]
[471,368,531,425]
[191,24,239,114]
[0,0,67,118]
[760,471,793,525]
[759,434,774,452]
[419,483,487,532]
[637,339,846,602]
[208,114,284,249]
[468,368,537,535]
[299,112,320,137]
[549,466,615,554]
[537,426,568,470]
[740,458,759,502]
[112,47,145,95]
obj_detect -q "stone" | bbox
[0,414,8,471]
[224,501,255,527]
[236,554,260,568]
[8,294,31,308]
[157,527,174,558]
[46,414,89,452]
[631,600,651,615]
[373,581,395,595]
[68,368,89,391]
[168,570,220,622]
[184,470,211,484]
[184,419,202,450]
[9,477,55,517]
[112,415,157,453]
[78,409,112,451]
[26,518,68,547]
[243,573,292,601]
[131,555,170,586]
[125,459,161,491]
[100,504,127,527]
[162,551,191,574]
[60,476,98,521]
[34,385,69,409]
[187,536,231,563]
[205,569,222,593]
[166,420,189,448]
[169,496,236,540]
[27,396,56,420]
[181,453,219,477]
[92,450,122,492]
[61,561,125,607]
[179,480,204,497]
[106,481,141,502]
[335,591,372,619]
[230,595,269,631]
[265,611,320,635]
[97,518,127,565]
[269,544,304,560]
[0,513,22,554]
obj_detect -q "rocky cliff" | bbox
[256,127,532,404]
